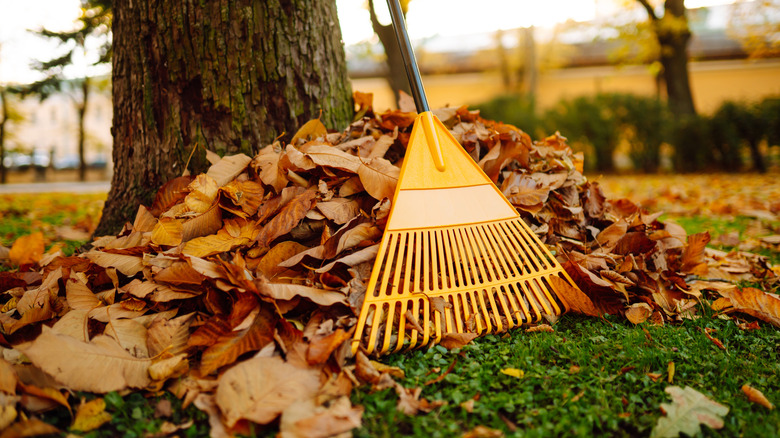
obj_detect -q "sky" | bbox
[0,0,736,85]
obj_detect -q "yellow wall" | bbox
[351,58,780,115]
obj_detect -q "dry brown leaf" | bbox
[316,198,361,225]
[653,386,729,438]
[439,332,478,350]
[681,232,711,275]
[357,157,399,201]
[150,175,192,216]
[257,241,309,279]
[65,278,101,311]
[625,303,653,324]
[301,144,361,173]
[8,232,44,267]
[219,179,264,217]
[21,326,151,392]
[279,396,363,438]
[181,202,223,242]
[255,188,317,249]
[307,329,352,365]
[206,153,252,187]
[502,173,550,210]
[0,417,60,438]
[254,144,288,193]
[185,174,220,215]
[741,384,774,409]
[718,287,780,327]
[526,324,555,333]
[215,355,320,427]
[84,250,144,277]
[549,275,601,317]
[261,283,348,308]
[199,306,277,376]
[146,313,194,357]
[0,358,18,394]
[105,318,149,358]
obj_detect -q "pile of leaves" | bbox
[1,92,778,436]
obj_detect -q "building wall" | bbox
[352,58,780,115]
[11,89,113,167]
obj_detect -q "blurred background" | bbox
[0,0,778,183]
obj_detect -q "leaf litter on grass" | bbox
[0,92,778,436]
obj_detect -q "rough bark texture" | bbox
[95,0,353,236]
[638,0,697,117]
[77,78,89,182]
[368,0,412,106]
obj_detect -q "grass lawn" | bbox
[1,173,778,437]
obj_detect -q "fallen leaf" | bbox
[199,305,277,376]
[151,217,183,247]
[215,355,320,427]
[625,303,653,324]
[206,153,252,187]
[72,398,112,432]
[549,275,601,317]
[357,157,399,201]
[526,324,555,333]
[21,326,151,393]
[652,386,729,438]
[718,287,780,327]
[8,232,44,267]
[500,368,524,379]
[439,332,478,350]
[0,417,60,438]
[291,118,328,144]
[279,396,363,438]
[741,384,774,409]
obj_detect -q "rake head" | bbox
[351,112,579,356]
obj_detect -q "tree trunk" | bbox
[521,26,537,99]
[77,78,89,182]
[638,0,696,117]
[95,0,353,236]
[368,0,412,106]
[0,88,7,184]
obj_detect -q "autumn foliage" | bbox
[0,93,778,435]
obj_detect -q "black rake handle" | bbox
[386,0,430,113]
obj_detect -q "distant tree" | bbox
[23,0,112,181]
[0,87,11,184]
[367,0,412,105]
[635,0,697,117]
[728,0,780,59]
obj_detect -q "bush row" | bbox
[475,93,780,173]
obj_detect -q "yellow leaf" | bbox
[9,232,44,266]
[151,217,183,247]
[291,118,328,145]
[182,218,257,258]
[185,174,220,213]
[0,358,18,394]
[84,250,144,277]
[668,361,675,384]
[0,405,17,431]
[72,398,112,432]
[0,418,60,438]
[500,368,524,379]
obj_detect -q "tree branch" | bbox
[636,0,658,21]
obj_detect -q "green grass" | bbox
[0,193,104,260]
[354,314,779,437]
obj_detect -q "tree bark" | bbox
[637,0,697,117]
[77,78,89,182]
[95,0,353,236]
[368,0,412,106]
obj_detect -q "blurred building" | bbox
[5,79,112,172]
[347,3,780,112]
